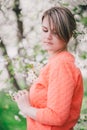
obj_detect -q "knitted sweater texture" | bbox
[27,51,83,130]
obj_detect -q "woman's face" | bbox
[41,16,67,55]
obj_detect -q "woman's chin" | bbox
[44,47,52,51]
[43,45,52,50]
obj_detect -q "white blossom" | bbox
[6,45,18,58]
[0,0,15,9]
[14,115,21,121]
[82,11,87,17]
[0,11,6,25]
[19,111,26,118]
[26,70,37,86]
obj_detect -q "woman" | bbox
[14,6,83,130]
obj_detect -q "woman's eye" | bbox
[42,29,48,32]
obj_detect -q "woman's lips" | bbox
[44,42,53,45]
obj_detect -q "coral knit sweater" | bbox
[27,51,83,130]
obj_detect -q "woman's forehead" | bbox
[42,16,55,30]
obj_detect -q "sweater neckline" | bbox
[48,50,75,62]
[48,50,68,60]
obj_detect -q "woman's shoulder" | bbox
[48,51,81,80]
[49,51,75,65]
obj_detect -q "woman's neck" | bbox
[48,47,67,57]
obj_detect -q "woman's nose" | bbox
[47,31,52,39]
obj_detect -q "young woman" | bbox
[14,6,83,130]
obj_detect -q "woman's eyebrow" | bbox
[42,26,48,29]
[42,25,55,31]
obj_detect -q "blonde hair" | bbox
[42,6,76,43]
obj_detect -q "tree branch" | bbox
[0,40,21,90]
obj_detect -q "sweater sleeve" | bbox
[36,60,75,126]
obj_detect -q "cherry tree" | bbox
[0,0,87,93]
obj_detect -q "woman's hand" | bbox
[13,90,30,116]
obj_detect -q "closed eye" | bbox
[42,29,48,32]
[42,26,48,32]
